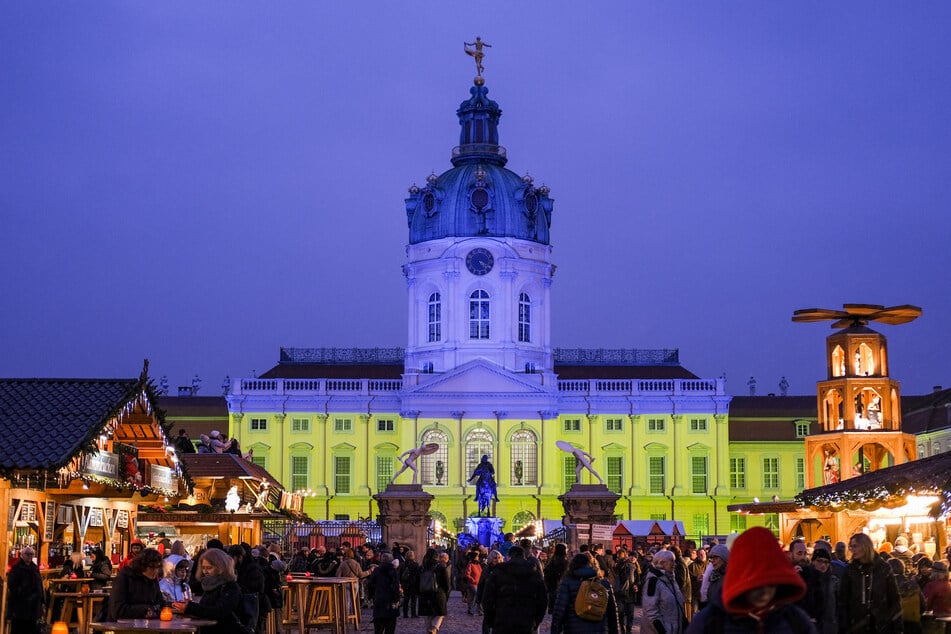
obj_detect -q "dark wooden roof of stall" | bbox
[180,453,286,491]
[0,377,142,470]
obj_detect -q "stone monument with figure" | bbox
[556,441,620,551]
[375,443,439,562]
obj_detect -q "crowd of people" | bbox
[8,527,951,634]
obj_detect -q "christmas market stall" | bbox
[135,453,301,553]
[0,363,191,630]
[729,449,951,553]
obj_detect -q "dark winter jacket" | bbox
[366,561,402,620]
[184,579,242,634]
[6,558,45,621]
[483,557,548,634]
[418,562,450,617]
[400,558,421,594]
[838,555,902,633]
[550,566,620,634]
[108,566,164,620]
[90,557,114,591]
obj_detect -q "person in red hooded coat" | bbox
[686,527,817,633]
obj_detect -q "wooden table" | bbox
[284,577,359,634]
[89,617,216,633]
[49,591,107,634]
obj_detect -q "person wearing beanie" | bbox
[924,560,951,617]
[893,535,914,571]
[687,527,814,633]
[699,544,730,610]
[839,532,902,632]
[551,552,620,634]
[811,549,839,634]
[365,552,401,634]
[887,557,924,633]
[917,558,934,590]
[642,549,687,634]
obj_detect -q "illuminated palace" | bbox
[224,65,747,536]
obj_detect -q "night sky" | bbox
[3,3,949,397]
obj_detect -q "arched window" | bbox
[469,290,490,339]
[428,292,441,342]
[512,510,536,533]
[511,429,538,486]
[421,429,449,486]
[465,428,494,477]
[518,292,531,342]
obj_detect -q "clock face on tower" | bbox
[465,248,494,276]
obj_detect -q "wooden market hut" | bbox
[0,364,190,569]
[612,520,685,551]
[729,449,951,552]
[136,452,297,551]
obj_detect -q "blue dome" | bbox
[406,81,553,245]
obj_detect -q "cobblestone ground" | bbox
[356,592,645,633]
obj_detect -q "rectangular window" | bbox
[376,419,395,432]
[334,456,351,494]
[606,457,623,494]
[647,418,665,432]
[290,456,309,492]
[730,457,746,489]
[291,418,309,432]
[605,418,623,432]
[795,421,810,438]
[689,418,707,432]
[765,513,780,537]
[251,455,267,469]
[334,514,350,521]
[796,457,805,490]
[730,514,747,532]
[693,513,710,536]
[333,418,353,432]
[648,456,666,494]
[563,456,577,490]
[691,456,708,494]
[649,513,667,521]
[563,418,581,432]
[376,456,394,492]
[250,417,267,431]
[763,457,780,489]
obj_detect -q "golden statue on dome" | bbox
[465,36,492,83]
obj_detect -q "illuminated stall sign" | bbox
[116,510,129,529]
[150,464,177,494]
[44,501,56,541]
[85,450,120,479]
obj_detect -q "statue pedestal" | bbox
[465,516,503,548]
[374,484,434,560]
[558,484,621,551]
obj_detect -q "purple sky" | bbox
[3,3,950,397]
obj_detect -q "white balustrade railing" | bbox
[236,378,404,396]
[234,376,723,397]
